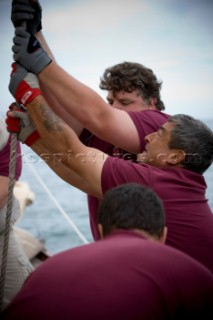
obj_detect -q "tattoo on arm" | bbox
[39,103,64,131]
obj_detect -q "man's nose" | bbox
[145,132,153,143]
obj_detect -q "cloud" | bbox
[44,0,147,33]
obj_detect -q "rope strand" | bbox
[0,133,17,311]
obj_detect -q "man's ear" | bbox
[98,224,104,239]
[149,97,157,109]
[167,150,185,165]
[159,226,167,244]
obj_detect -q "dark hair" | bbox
[97,183,165,238]
[168,114,213,174]
[99,61,165,111]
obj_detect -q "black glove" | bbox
[11,0,42,34]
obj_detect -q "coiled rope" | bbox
[0,133,17,311]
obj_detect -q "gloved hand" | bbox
[9,62,41,105]
[5,102,40,146]
[11,0,42,34]
[12,27,52,74]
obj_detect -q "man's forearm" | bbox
[26,95,106,197]
[27,95,73,156]
[35,33,84,135]
[39,81,84,135]
[31,140,98,196]
[39,62,107,130]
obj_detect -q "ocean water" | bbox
[17,119,213,254]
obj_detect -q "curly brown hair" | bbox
[99,61,165,111]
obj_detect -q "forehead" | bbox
[107,90,141,100]
[160,121,175,135]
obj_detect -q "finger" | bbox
[13,11,34,23]
[13,35,25,45]
[7,110,25,120]
[6,115,20,124]
[12,43,17,53]
[6,126,20,133]
[15,26,29,37]
[7,110,18,117]
[9,102,19,111]
[5,116,20,133]
[13,52,18,61]
[12,4,35,14]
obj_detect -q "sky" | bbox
[1,0,213,119]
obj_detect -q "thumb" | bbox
[8,110,27,121]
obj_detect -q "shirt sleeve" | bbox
[127,110,170,151]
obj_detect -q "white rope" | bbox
[27,162,89,244]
